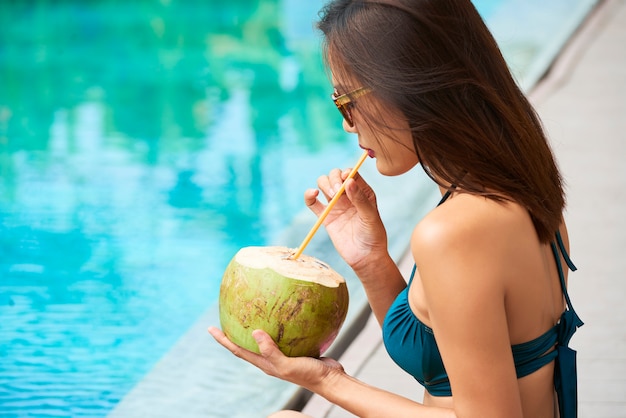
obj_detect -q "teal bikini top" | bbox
[381,192,583,417]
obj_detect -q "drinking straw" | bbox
[290,150,369,260]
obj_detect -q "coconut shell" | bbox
[219,246,349,357]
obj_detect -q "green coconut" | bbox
[219,246,349,358]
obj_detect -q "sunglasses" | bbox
[331,86,371,127]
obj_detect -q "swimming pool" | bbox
[0,0,597,417]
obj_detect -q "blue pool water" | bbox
[0,0,598,417]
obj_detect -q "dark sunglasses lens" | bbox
[339,104,353,126]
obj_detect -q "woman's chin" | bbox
[376,159,417,177]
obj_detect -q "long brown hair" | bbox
[317,0,565,243]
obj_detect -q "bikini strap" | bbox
[556,230,577,272]
[550,230,584,345]
[437,184,457,206]
[550,231,578,310]
[550,230,583,418]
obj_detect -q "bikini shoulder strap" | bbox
[550,230,584,346]
[550,230,578,310]
[437,184,457,206]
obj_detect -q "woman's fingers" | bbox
[208,326,254,361]
[304,170,347,218]
[251,330,289,376]
[317,169,343,202]
[344,171,376,204]
[304,188,326,218]
[344,178,374,214]
[209,327,305,383]
[316,167,366,201]
[304,167,378,226]
[252,329,281,358]
[327,168,344,195]
[208,327,286,377]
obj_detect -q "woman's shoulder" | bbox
[411,192,533,267]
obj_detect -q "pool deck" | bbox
[302,0,626,416]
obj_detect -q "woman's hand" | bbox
[208,327,344,390]
[304,169,387,270]
[208,327,444,418]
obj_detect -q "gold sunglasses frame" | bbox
[331,87,372,127]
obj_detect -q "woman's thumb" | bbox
[252,330,278,356]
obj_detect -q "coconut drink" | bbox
[219,246,349,358]
[219,151,368,358]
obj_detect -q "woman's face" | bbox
[332,74,419,176]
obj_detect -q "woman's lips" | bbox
[360,145,375,158]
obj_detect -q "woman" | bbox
[209,0,583,417]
